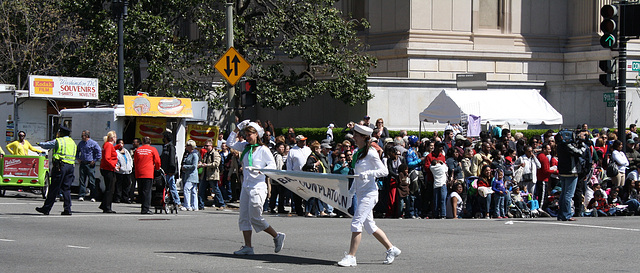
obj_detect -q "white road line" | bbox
[516,220,640,232]
[156,255,176,259]
[0,239,15,242]
[0,214,193,219]
[67,245,90,249]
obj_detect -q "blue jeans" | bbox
[493,193,506,217]
[399,194,416,218]
[478,194,492,216]
[433,186,447,218]
[166,174,181,205]
[199,179,225,209]
[78,162,95,198]
[558,175,578,220]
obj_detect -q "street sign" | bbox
[215,47,251,86]
[603,92,615,102]
[607,101,616,107]
[633,61,640,72]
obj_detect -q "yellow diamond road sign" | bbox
[215,47,251,86]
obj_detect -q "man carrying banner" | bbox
[337,124,401,267]
[227,120,286,255]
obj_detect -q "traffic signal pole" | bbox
[618,36,627,151]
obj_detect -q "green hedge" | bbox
[276,128,605,144]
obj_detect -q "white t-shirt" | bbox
[446,191,463,218]
[431,163,448,188]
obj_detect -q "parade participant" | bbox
[35,126,76,215]
[337,124,401,267]
[6,130,43,155]
[227,120,285,255]
[76,130,101,202]
[134,136,161,214]
[99,131,118,213]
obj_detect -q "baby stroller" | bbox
[508,193,531,218]
[151,169,178,214]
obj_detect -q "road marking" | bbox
[0,239,15,242]
[67,245,90,249]
[156,255,176,259]
[0,214,193,219]
[254,266,284,272]
[516,220,640,232]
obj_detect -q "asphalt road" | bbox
[1,191,639,273]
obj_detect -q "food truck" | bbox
[0,77,98,197]
[58,95,208,188]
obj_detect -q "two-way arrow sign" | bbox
[215,47,251,86]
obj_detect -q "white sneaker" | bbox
[180,207,188,211]
[383,246,401,264]
[193,208,199,211]
[90,198,96,202]
[274,232,286,253]
[233,246,254,255]
[337,253,357,267]
[78,197,84,202]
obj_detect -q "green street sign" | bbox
[603,92,615,102]
[607,101,616,107]
[633,61,640,72]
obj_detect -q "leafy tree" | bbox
[2,0,376,109]
[0,0,82,90]
[235,0,376,109]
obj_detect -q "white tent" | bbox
[419,89,563,126]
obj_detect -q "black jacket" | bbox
[160,142,177,174]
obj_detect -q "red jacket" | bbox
[424,152,446,182]
[134,144,161,179]
[536,152,558,182]
[101,142,118,171]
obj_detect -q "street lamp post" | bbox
[112,0,128,105]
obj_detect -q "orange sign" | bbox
[32,78,54,95]
[214,47,251,86]
[187,124,218,147]
[124,95,193,118]
[135,117,166,145]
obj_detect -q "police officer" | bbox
[35,126,77,215]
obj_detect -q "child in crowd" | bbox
[492,169,507,218]
[587,190,616,216]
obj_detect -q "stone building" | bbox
[257,0,640,131]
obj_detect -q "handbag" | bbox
[606,161,619,177]
[522,172,533,182]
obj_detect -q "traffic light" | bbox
[239,79,257,107]
[599,60,617,87]
[600,4,618,49]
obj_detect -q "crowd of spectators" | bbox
[239,119,640,220]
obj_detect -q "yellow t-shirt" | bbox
[6,140,42,155]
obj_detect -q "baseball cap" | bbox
[364,115,370,120]
[321,143,332,149]
[295,135,307,141]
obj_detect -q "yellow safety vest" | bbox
[53,137,77,164]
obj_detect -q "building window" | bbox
[478,0,503,30]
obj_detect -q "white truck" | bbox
[59,102,208,188]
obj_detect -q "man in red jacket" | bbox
[134,136,161,214]
[536,143,558,207]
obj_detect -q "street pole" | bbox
[226,2,236,133]
[113,0,127,105]
[619,36,627,152]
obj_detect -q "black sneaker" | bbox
[35,207,49,215]
[61,211,72,216]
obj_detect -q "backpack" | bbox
[557,129,574,144]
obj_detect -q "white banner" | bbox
[260,169,356,216]
[29,75,99,100]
